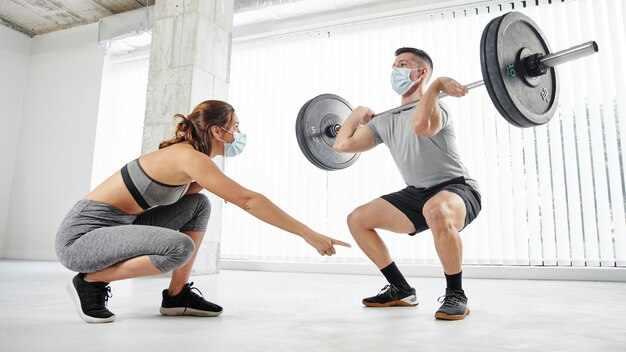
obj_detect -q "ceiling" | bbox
[0,0,153,37]
[0,0,468,37]
[0,0,387,37]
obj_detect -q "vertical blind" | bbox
[221,0,626,267]
[91,52,149,189]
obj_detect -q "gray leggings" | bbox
[55,193,211,274]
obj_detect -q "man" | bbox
[333,47,481,320]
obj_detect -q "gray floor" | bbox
[1,260,626,352]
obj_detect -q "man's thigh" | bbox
[353,198,416,234]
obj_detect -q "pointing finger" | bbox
[331,239,352,248]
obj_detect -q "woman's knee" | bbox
[180,193,211,232]
[189,193,211,217]
[155,235,196,272]
[175,235,196,263]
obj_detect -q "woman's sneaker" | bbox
[362,284,418,307]
[66,273,115,323]
[435,288,470,320]
[160,282,223,317]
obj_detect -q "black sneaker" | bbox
[435,288,470,320]
[66,273,115,323]
[362,284,418,307]
[160,282,223,317]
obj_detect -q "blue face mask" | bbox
[218,127,247,157]
[391,67,421,96]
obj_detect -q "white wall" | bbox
[3,23,105,259]
[0,26,31,257]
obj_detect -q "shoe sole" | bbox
[66,280,116,324]
[434,308,470,320]
[160,307,223,317]
[362,296,419,307]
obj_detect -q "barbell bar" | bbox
[323,40,598,138]
[295,11,600,171]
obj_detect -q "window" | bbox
[222,0,626,267]
[91,50,149,189]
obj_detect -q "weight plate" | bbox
[295,94,360,171]
[480,15,524,128]
[480,11,559,127]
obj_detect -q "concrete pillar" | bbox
[143,0,234,274]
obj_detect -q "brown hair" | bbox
[159,100,235,155]
[395,47,433,83]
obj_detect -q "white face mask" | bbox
[217,127,247,157]
[391,67,421,96]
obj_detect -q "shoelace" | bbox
[377,284,399,300]
[186,282,206,304]
[437,290,464,307]
[103,286,112,307]
[83,283,113,311]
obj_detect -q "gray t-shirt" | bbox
[367,102,480,194]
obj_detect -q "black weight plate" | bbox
[295,94,360,171]
[481,11,559,127]
[480,15,524,128]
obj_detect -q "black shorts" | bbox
[381,177,481,235]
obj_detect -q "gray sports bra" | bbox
[120,159,187,210]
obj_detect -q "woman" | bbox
[56,100,350,323]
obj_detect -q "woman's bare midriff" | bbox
[83,171,146,215]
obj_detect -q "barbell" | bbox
[295,11,599,171]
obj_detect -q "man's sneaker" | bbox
[435,288,470,320]
[160,282,223,317]
[66,273,115,323]
[362,284,418,307]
